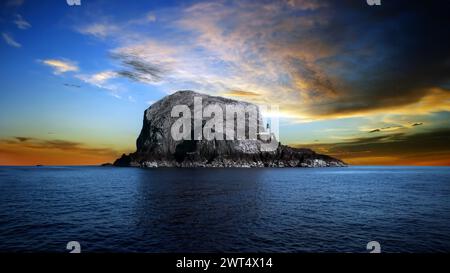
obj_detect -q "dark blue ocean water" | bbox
[0,166,449,253]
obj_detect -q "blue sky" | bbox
[1,0,449,165]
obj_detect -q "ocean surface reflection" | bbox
[0,166,449,252]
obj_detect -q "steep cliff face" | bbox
[114,90,346,168]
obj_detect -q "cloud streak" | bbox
[41,59,79,74]
[14,14,31,30]
[77,23,120,39]
[77,71,117,88]
[2,32,21,48]
[111,51,166,83]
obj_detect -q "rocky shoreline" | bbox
[114,145,346,168]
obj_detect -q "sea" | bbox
[0,166,449,253]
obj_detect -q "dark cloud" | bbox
[368,126,404,133]
[412,122,424,127]
[171,0,450,117]
[15,136,30,142]
[64,83,81,88]
[285,0,450,116]
[111,52,166,83]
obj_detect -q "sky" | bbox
[0,0,449,166]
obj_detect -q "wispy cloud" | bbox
[76,14,153,41]
[2,32,21,48]
[77,70,117,86]
[41,59,79,74]
[76,70,119,95]
[111,50,167,84]
[14,14,31,30]
[77,23,120,39]
[128,11,157,25]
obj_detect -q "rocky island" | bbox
[114,91,346,168]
